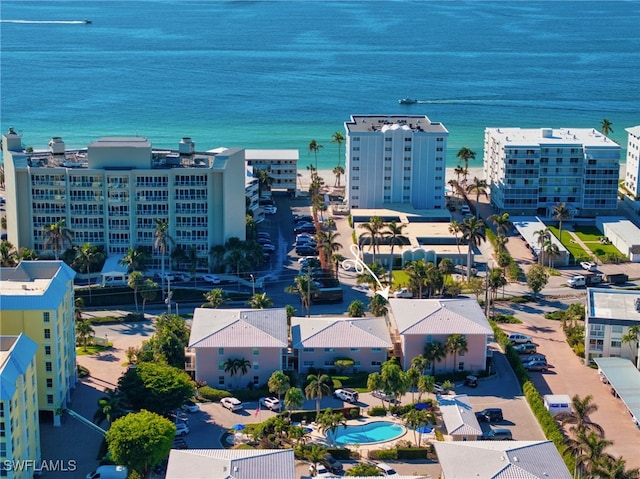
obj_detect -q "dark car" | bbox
[475,408,503,423]
[323,456,344,474]
[296,245,317,256]
[464,375,478,387]
[293,214,313,223]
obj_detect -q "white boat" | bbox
[398,97,418,104]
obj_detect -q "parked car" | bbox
[154,272,175,282]
[393,287,413,298]
[263,205,277,215]
[181,400,200,413]
[464,375,478,387]
[202,274,221,285]
[371,390,399,403]
[220,397,243,412]
[334,388,359,403]
[261,243,276,252]
[257,231,271,239]
[172,437,188,449]
[294,223,316,234]
[482,428,513,441]
[524,359,548,372]
[580,261,597,271]
[294,214,313,223]
[508,333,533,344]
[309,463,330,477]
[296,245,317,256]
[460,204,471,214]
[514,343,538,354]
[172,273,191,282]
[475,408,503,423]
[376,462,399,476]
[174,422,190,436]
[259,397,281,411]
[323,456,344,474]
[523,353,546,363]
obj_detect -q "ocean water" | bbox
[1,0,639,170]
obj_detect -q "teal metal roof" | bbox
[593,357,640,424]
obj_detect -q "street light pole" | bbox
[250,274,255,296]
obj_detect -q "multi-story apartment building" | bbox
[344,115,449,210]
[245,149,298,193]
[584,288,640,368]
[0,261,76,426]
[2,129,246,268]
[624,126,640,198]
[0,334,41,479]
[484,128,621,217]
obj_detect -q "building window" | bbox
[47,395,54,405]
[385,138,392,142]
[352,166,360,171]
[253,376,259,385]
[371,348,382,352]
[352,157,359,162]
[353,137,360,142]
[252,348,259,356]
[303,361,314,367]
[458,362,464,371]
[350,348,360,352]
[46,378,53,388]
[324,348,335,352]
[253,362,259,371]
[218,376,225,386]
[303,348,315,352]
[45,362,52,372]
[43,312,50,323]
[218,361,225,371]
[218,348,224,356]
[44,329,51,339]
[371,361,382,366]
[352,147,360,151]
[611,326,623,334]
[611,340,622,348]
[45,345,51,355]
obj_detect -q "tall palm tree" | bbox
[621,325,640,368]
[449,220,462,258]
[385,221,407,281]
[460,216,486,281]
[488,212,512,237]
[284,387,305,420]
[74,297,85,322]
[552,202,571,243]
[456,147,476,184]
[368,295,388,317]
[466,177,488,219]
[411,355,429,376]
[317,408,347,446]
[494,233,509,255]
[533,228,551,265]
[305,373,333,419]
[331,131,345,168]
[153,219,173,292]
[592,457,640,479]
[308,139,323,170]
[356,261,388,292]
[0,241,18,267]
[487,268,507,316]
[285,275,318,317]
[93,388,123,426]
[249,292,273,309]
[42,220,73,260]
[120,247,148,273]
[128,271,144,316]
[424,341,446,376]
[556,394,605,437]
[445,334,468,373]
[74,243,104,302]
[332,165,345,187]
[316,230,342,271]
[76,319,94,351]
[544,241,560,268]
[140,279,158,317]
[358,216,384,264]
[268,371,290,401]
[601,119,614,136]
[255,168,273,196]
[204,288,228,308]
[417,374,436,401]
[566,430,614,477]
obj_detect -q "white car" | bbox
[263,205,277,215]
[259,397,281,411]
[393,288,413,298]
[181,400,200,413]
[309,463,330,477]
[174,422,190,436]
[580,261,597,271]
[220,397,243,412]
[508,333,533,345]
[202,274,221,284]
[154,272,175,281]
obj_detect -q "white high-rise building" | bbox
[624,126,640,198]
[344,115,448,210]
[2,129,246,269]
[484,127,621,217]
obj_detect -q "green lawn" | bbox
[548,225,623,261]
[390,270,410,288]
[572,225,604,242]
[547,226,591,260]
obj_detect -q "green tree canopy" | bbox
[526,264,549,297]
[118,362,194,416]
[143,314,191,368]
[105,410,175,477]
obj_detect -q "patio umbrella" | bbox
[415,425,432,434]
[414,403,432,411]
[303,427,313,433]
[232,424,246,431]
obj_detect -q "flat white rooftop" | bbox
[588,289,640,320]
[486,127,620,147]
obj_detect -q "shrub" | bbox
[368,406,387,417]
[368,448,397,460]
[198,386,231,402]
[77,364,90,378]
[349,408,360,419]
[493,314,522,324]
[327,448,350,460]
[434,430,444,441]
[572,343,585,357]
[397,448,428,459]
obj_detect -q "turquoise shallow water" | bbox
[1,1,639,168]
[328,420,405,445]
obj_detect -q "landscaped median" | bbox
[490,320,575,473]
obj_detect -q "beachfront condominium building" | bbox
[584,289,640,368]
[0,261,76,425]
[344,115,449,210]
[245,149,299,194]
[624,126,640,198]
[0,334,41,479]
[484,127,621,217]
[1,129,246,269]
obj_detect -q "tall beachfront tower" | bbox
[483,127,620,217]
[624,126,640,198]
[1,129,246,269]
[0,334,41,479]
[0,261,76,426]
[344,115,449,210]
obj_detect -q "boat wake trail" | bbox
[0,20,89,24]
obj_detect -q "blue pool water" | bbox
[327,421,405,446]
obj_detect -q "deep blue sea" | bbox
[1,1,639,169]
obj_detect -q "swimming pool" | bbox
[327,421,406,446]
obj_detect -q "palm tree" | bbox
[601,119,614,136]
[621,325,640,368]
[445,334,468,373]
[317,408,347,446]
[128,271,144,316]
[566,430,614,477]
[0,241,18,267]
[368,294,388,317]
[153,218,173,292]
[356,261,388,292]
[404,259,428,298]
[533,228,551,265]
[16,247,38,262]
[456,147,476,184]
[74,297,85,322]
[494,233,509,255]
[308,139,323,170]
[285,275,318,317]
[249,292,273,309]
[284,387,305,420]
[552,202,571,243]
[347,300,365,317]
[120,247,148,273]
[92,389,123,426]
[411,355,429,376]
[268,370,290,401]
[460,216,486,281]
[405,366,421,402]
[417,374,436,400]
[556,394,605,437]
[466,176,488,219]
[140,279,158,317]
[367,372,385,408]
[305,373,333,418]
[204,288,228,308]
[358,216,384,263]
[424,341,446,376]
[316,230,342,271]
[544,241,560,268]
[42,219,73,260]
[332,165,345,188]
[449,220,462,258]
[385,221,407,281]
[76,319,94,351]
[488,212,512,237]
[255,168,273,196]
[331,131,345,167]
[592,457,640,479]
[74,243,104,303]
[487,268,507,316]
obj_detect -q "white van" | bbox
[86,465,128,479]
[544,394,572,416]
[101,274,129,287]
